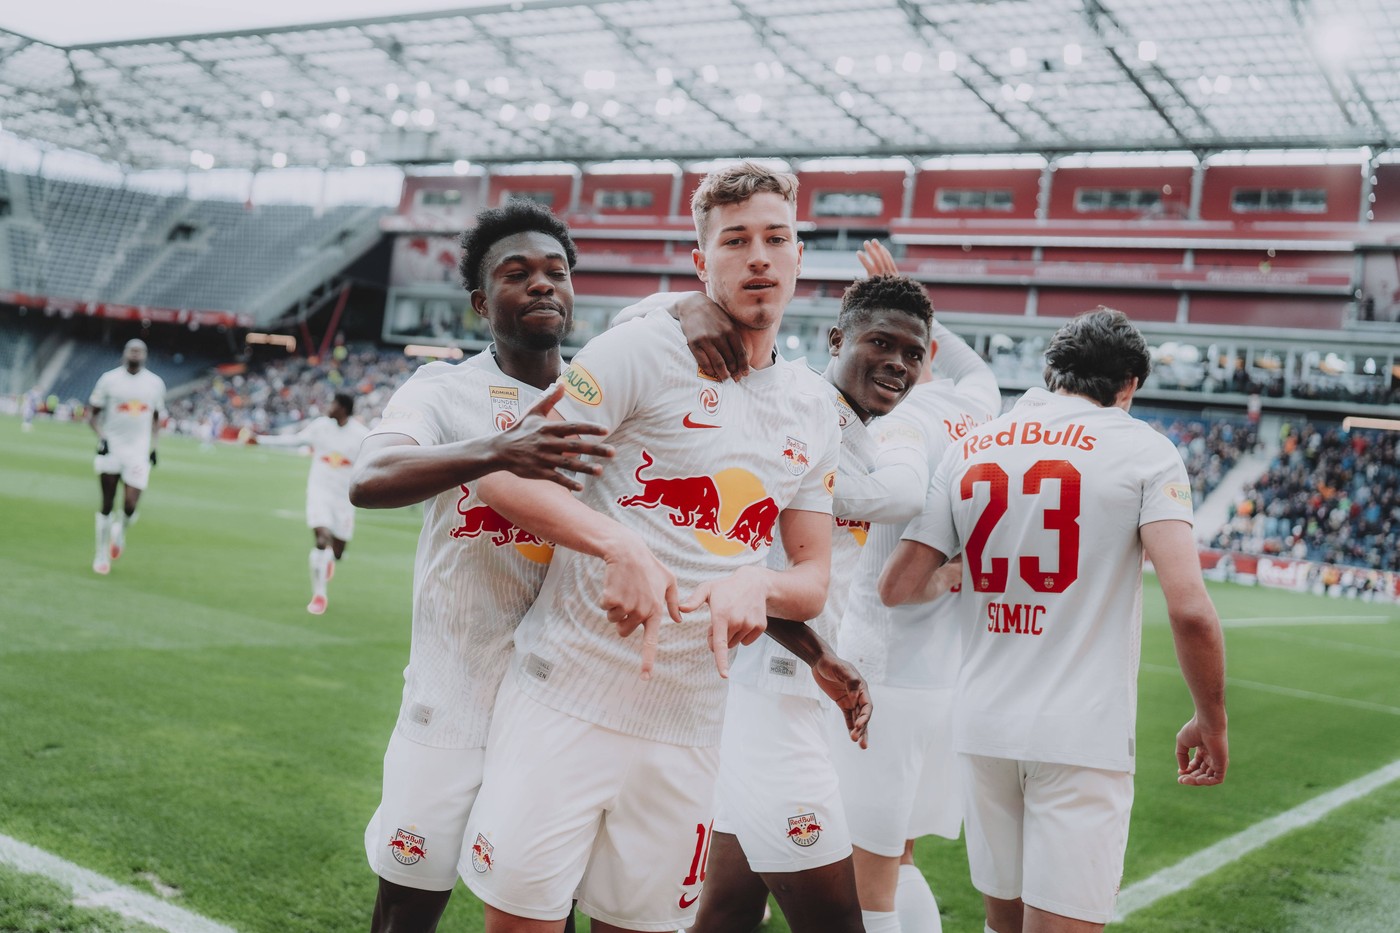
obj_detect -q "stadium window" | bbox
[1231,188,1328,213]
[1074,188,1161,212]
[935,188,1014,212]
[593,189,655,211]
[501,190,556,207]
[811,191,884,217]
[418,189,463,208]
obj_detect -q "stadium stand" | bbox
[1212,424,1399,573]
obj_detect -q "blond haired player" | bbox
[88,338,166,574]
[462,162,840,933]
[349,201,611,933]
[830,240,1001,933]
[253,392,370,614]
[881,308,1228,933]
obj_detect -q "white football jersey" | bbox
[512,309,840,747]
[840,378,997,689]
[299,417,372,500]
[903,388,1194,772]
[371,352,554,747]
[89,367,166,450]
[730,392,888,702]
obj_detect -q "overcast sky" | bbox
[0,0,523,45]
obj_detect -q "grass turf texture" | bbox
[2,415,1398,932]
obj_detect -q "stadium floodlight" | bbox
[271,152,287,168]
[1064,43,1082,66]
[939,50,957,72]
[452,159,471,175]
[1138,40,1157,62]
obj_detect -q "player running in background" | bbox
[252,392,370,615]
[880,308,1228,933]
[21,386,40,432]
[349,200,612,933]
[462,162,840,933]
[831,240,1002,933]
[88,338,166,575]
[691,270,933,933]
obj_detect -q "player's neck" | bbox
[491,343,563,389]
[740,331,779,371]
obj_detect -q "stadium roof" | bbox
[1,0,1398,172]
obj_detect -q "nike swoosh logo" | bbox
[679,893,699,909]
[682,414,721,429]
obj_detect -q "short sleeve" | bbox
[554,312,662,430]
[89,373,110,409]
[372,363,456,447]
[1138,434,1195,527]
[901,445,960,556]
[786,402,842,516]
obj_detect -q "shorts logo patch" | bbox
[786,812,823,847]
[388,828,427,865]
[470,833,494,873]
[769,657,797,677]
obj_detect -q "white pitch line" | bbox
[1141,663,1400,716]
[1220,615,1392,628]
[1115,757,1400,920]
[0,833,237,933]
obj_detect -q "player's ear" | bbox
[827,325,844,356]
[795,239,803,276]
[470,288,490,320]
[692,247,708,283]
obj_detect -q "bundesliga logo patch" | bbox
[786,813,822,847]
[388,828,427,865]
[470,833,494,873]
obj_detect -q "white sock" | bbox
[310,548,331,598]
[861,909,901,933]
[897,863,941,933]
[110,513,125,545]
[95,512,112,560]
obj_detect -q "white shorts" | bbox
[959,754,1134,925]
[463,675,720,932]
[713,682,852,873]
[829,683,960,857]
[307,486,354,540]
[94,445,150,490]
[364,730,486,891]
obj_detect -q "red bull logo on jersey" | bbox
[115,400,150,415]
[388,828,427,866]
[781,437,810,476]
[786,813,823,847]
[451,485,554,564]
[943,411,979,441]
[470,833,493,873]
[617,450,779,557]
[962,421,1097,459]
[319,452,353,468]
[836,517,870,546]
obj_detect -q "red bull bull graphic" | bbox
[451,485,553,564]
[470,833,494,873]
[115,400,150,415]
[786,812,823,847]
[617,451,724,534]
[617,451,779,557]
[725,497,779,551]
[319,452,353,468]
[388,828,427,865]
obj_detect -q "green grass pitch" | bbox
[3,415,1399,932]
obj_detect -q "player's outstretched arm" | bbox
[679,508,832,678]
[477,458,680,680]
[1143,519,1229,786]
[350,383,614,510]
[878,539,951,606]
[766,618,873,748]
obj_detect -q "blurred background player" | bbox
[350,200,611,933]
[880,308,1229,933]
[87,338,166,575]
[831,241,1002,933]
[21,386,40,432]
[252,392,370,614]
